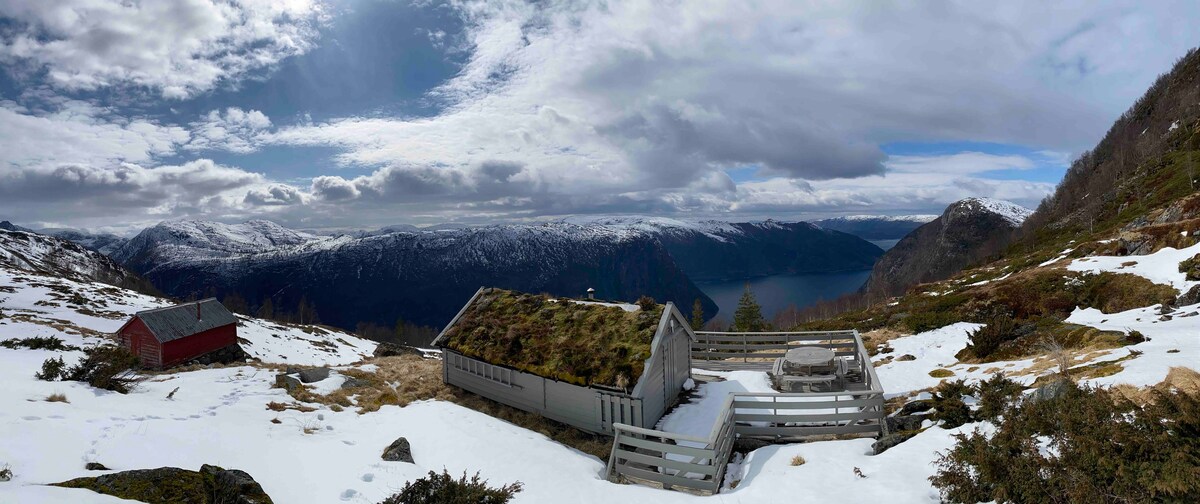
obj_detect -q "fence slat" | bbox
[612,449,719,476]
[614,436,715,459]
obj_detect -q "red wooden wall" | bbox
[117,317,237,369]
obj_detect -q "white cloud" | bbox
[0,100,190,168]
[0,0,324,98]
[187,107,272,154]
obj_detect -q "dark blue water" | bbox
[695,270,871,323]
[869,239,900,250]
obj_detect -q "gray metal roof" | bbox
[135,298,237,343]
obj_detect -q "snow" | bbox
[1169,120,1180,132]
[1065,303,1200,388]
[959,197,1034,226]
[875,323,983,395]
[1066,241,1200,291]
[657,371,775,438]
[1037,248,1075,268]
[566,299,641,312]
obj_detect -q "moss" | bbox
[1181,253,1200,281]
[441,289,664,387]
[929,369,955,378]
[54,468,210,504]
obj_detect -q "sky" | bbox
[0,0,1197,234]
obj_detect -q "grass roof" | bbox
[441,289,665,388]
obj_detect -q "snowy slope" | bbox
[957,197,1033,226]
[1067,241,1200,291]
[0,228,134,286]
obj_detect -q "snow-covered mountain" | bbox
[862,198,1032,297]
[111,220,318,274]
[811,215,938,241]
[37,228,129,256]
[0,227,140,288]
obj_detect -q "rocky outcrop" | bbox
[373,342,423,358]
[54,465,273,504]
[862,198,1033,298]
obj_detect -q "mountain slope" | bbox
[38,228,129,256]
[565,217,884,281]
[111,220,318,274]
[861,198,1032,298]
[0,227,147,290]
[115,221,717,330]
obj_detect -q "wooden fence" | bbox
[606,395,737,495]
[691,329,865,372]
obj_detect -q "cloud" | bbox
[187,107,272,154]
[0,0,324,98]
[244,184,305,206]
[0,100,190,168]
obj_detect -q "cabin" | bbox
[433,287,694,435]
[116,298,239,369]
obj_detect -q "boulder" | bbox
[898,399,934,416]
[200,464,273,504]
[872,431,918,455]
[1030,377,1073,402]
[896,354,916,361]
[1177,285,1200,306]
[381,437,414,463]
[340,376,368,389]
[274,374,303,393]
[85,462,109,471]
[373,342,423,358]
[298,367,330,383]
[884,414,925,433]
[53,465,272,504]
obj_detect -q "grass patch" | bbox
[790,455,806,466]
[1181,253,1200,281]
[928,369,955,378]
[440,288,664,387]
[45,392,68,403]
[1,336,80,351]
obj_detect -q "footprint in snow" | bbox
[361,473,374,482]
[340,489,359,500]
[22,415,41,420]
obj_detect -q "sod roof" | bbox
[439,288,666,387]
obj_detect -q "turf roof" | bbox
[440,288,665,387]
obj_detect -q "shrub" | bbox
[790,455,806,466]
[930,383,1200,503]
[902,311,962,334]
[35,356,66,381]
[1,336,79,351]
[45,393,68,403]
[379,470,522,504]
[930,380,974,429]
[963,315,1020,360]
[64,346,141,394]
[973,373,1023,421]
[1181,253,1200,281]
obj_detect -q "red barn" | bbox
[116,298,239,369]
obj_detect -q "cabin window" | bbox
[450,353,513,386]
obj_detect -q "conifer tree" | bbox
[256,298,274,320]
[733,283,768,332]
[690,299,704,330]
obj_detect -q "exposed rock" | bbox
[200,464,273,504]
[898,399,934,416]
[1030,378,1074,402]
[179,344,248,368]
[0,466,11,482]
[872,431,919,455]
[885,414,926,433]
[298,367,330,383]
[1180,285,1200,306]
[85,462,109,471]
[53,465,273,504]
[381,437,414,463]
[340,376,368,389]
[896,354,916,361]
[373,342,424,358]
[274,374,302,393]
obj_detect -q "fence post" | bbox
[742,333,747,363]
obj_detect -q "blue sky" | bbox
[0,1,1197,233]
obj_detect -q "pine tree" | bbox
[733,283,768,332]
[690,298,704,330]
[256,298,274,320]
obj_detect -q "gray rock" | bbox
[298,367,330,383]
[274,374,303,393]
[1030,378,1073,402]
[872,431,918,455]
[340,376,367,389]
[896,354,916,361]
[885,414,925,433]
[85,462,109,471]
[284,366,302,375]
[200,464,274,504]
[373,342,423,358]
[381,437,414,463]
[1177,285,1200,306]
[0,466,10,482]
[898,400,934,416]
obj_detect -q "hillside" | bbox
[861,198,1032,298]
[0,227,154,293]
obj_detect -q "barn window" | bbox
[451,353,513,387]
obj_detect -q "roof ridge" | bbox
[135,297,219,316]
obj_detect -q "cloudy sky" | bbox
[0,0,1196,233]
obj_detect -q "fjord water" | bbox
[696,270,871,323]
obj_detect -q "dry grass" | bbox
[265,401,316,413]
[1112,367,1200,404]
[45,392,68,403]
[929,369,955,378]
[790,455,806,466]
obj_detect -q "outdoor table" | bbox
[783,346,836,375]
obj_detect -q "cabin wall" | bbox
[161,324,237,368]
[443,350,645,434]
[118,317,162,369]
[632,310,693,428]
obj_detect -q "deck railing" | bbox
[606,394,737,495]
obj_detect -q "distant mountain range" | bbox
[811,215,937,241]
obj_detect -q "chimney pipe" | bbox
[586,287,595,300]
[196,301,202,321]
